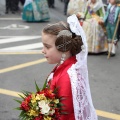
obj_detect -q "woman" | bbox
[22,0,50,22]
[79,0,108,53]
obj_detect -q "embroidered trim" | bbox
[56,40,71,50]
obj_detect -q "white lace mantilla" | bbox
[67,14,98,120]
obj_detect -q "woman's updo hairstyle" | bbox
[43,21,83,56]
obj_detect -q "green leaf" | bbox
[57,103,64,108]
[53,87,58,93]
[14,99,22,104]
[23,90,31,95]
[22,92,28,97]
[14,107,21,110]
[42,79,47,90]
[21,90,31,97]
[35,81,40,92]
[18,94,25,99]
[19,111,25,117]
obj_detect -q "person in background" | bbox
[5,0,15,14]
[78,0,108,54]
[103,0,120,56]
[47,0,55,8]
[67,0,87,16]
[13,0,19,12]
[107,0,110,4]
[22,0,50,22]
[14,0,25,12]
[64,0,69,15]
[19,0,25,5]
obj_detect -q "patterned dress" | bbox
[22,0,50,22]
[67,0,87,15]
[82,2,108,53]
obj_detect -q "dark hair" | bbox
[42,21,83,56]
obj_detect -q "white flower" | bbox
[38,100,46,108]
[41,104,50,114]
[38,100,50,114]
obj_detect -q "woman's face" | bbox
[41,32,62,64]
[91,0,96,4]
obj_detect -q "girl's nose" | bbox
[41,47,45,54]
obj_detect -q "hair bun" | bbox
[70,36,83,56]
[55,35,72,52]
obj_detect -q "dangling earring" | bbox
[60,53,66,64]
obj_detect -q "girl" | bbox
[41,14,98,120]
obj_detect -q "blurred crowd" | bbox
[5,0,25,14]
[1,0,120,57]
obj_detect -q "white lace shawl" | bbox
[67,14,98,120]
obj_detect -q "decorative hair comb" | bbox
[57,30,72,38]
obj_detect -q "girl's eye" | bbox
[45,45,50,49]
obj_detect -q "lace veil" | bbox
[67,14,98,120]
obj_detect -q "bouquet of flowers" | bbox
[15,81,64,120]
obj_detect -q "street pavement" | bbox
[0,0,120,120]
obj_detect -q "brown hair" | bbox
[42,21,83,56]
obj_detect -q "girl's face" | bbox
[109,0,116,4]
[41,32,62,64]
